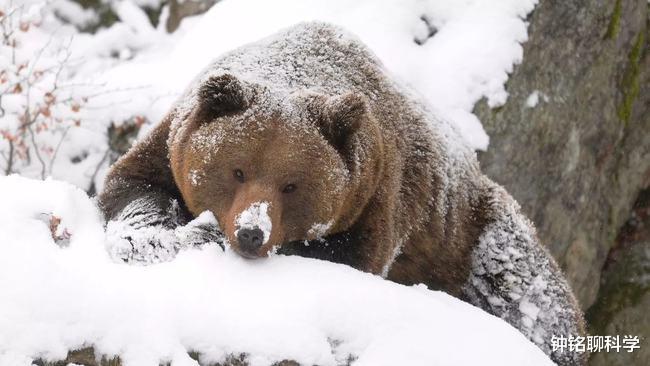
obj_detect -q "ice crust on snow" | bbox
[235,202,272,244]
[0,175,554,366]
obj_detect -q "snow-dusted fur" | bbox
[104,196,225,263]
[100,22,584,365]
[463,182,585,365]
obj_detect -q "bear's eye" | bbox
[282,184,297,194]
[233,169,245,183]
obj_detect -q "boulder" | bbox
[586,188,650,366]
[474,0,650,310]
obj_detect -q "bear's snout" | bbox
[228,200,277,259]
[236,227,264,257]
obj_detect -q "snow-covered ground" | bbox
[0,175,553,366]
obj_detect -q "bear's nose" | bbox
[236,227,264,255]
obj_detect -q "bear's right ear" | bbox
[319,93,369,151]
[195,74,250,122]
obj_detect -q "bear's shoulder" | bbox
[191,22,382,95]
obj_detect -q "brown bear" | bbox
[99,22,585,365]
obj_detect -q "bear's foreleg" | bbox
[99,117,224,263]
[462,187,586,366]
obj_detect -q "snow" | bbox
[49,0,98,28]
[104,196,224,264]
[189,169,202,186]
[114,0,158,37]
[526,91,541,107]
[105,211,179,263]
[308,220,333,238]
[0,175,554,366]
[235,201,272,245]
[381,241,404,278]
[0,0,181,191]
[525,90,549,108]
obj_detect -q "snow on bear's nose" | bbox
[233,201,272,256]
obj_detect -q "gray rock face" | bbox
[587,188,650,366]
[167,0,219,32]
[474,0,650,310]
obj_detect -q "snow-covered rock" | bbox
[0,175,553,366]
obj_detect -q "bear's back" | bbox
[203,22,391,104]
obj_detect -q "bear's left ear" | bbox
[320,93,370,151]
[195,74,250,122]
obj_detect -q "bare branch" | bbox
[1,140,14,175]
[22,68,47,179]
[49,125,71,174]
[87,148,111,195]
[26,123,46,179]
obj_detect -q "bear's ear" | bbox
[320,93,369,150]
[196,74,249,121]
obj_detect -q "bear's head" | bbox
[169,74,384,258]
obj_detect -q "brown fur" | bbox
[101,72,477,286]
[99,22,585,365]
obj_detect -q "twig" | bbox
[22,77,47,179]
[2,140,14,175]
[87,148,111,195]
[49,125,71,174]
[26,123,46,179]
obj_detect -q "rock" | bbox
[67,0,119,32]
[34,348,302,366]
[587,187,650,366]
[34,347,119,366]
[107,117,143,164]
[85,118,143,196]
[586,188,650,366]
[473,0,650,309]
[66,1,165,33]
[167,0,219,33]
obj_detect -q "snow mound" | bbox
[0,175,553,366]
